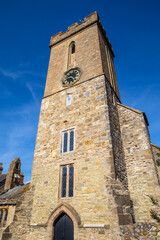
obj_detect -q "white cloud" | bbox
[0,83,41,182]
[0,68,20,80]
[26,82,40,107]
[0,67,45,81]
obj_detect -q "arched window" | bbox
[68,41,76,69]
[71,42,75,54]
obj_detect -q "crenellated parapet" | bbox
[49,11,114,56]
[50,12,99,47]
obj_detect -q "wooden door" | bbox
[54,213,74,240]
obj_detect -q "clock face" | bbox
[62,67,81,87]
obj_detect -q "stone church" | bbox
[0,11,160,240]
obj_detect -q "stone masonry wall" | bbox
[30,75,124,239]
[152,144,160,184]
[105,78,128,189]
[2,185,34,240]
[118,104,160,222]
[44,23,103,97]
[98,27,120,100]
[120,222,160,239]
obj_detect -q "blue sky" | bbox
[0,0,160,182]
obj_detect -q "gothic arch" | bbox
[47,203,81,240]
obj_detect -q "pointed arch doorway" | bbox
[53,212,74,240]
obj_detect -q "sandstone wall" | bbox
[30,75,125,239]
[105,79,128,188]
[5,206,15,230]
[44,23,103,97]
[152,144,160,183]
[118,104,160,222]
[3,185,34,240]
[98,28,120,100]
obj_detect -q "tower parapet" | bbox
[49,12,114,57]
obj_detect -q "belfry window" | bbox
[68,41,76,69]
[61,165,74,198]
[61,129,75,153]
[16,162,19,170]
[71,42,75,54]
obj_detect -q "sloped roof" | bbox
[0,182,30,205]
[151,144,160,150]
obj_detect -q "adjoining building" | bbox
[0,158,28,239]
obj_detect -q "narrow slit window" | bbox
[61,167,67,198]
[68,41,76,69]
[71,43,75,54]
[67,94,71,106]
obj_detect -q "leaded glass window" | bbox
[69,131,74,151]
[61,167,67,198]
[63,132,68,153]
[61,129,75,153]
[68,166,74,197]
[60,165,74,198]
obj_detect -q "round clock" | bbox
[62,67,82,87]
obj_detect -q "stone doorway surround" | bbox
[47,203,81,240]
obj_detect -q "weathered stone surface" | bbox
[5,186,34,240]
[118,214,133,225]
[118,104,160,222]
[120,222,160,240]
[152,144,160,184]
[30,73,124,239]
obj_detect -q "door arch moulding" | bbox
[47,202,81,240]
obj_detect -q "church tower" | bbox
[29,12,132,240]
[27,12,160,240]
[29,12,130,239]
